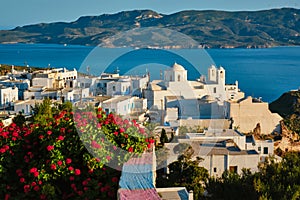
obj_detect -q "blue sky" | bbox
[0,0,299,29]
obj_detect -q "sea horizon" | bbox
[0,43,299,103]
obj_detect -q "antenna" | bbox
[86,65,90,76]
[114,67,120,74]
[160,70,162,80]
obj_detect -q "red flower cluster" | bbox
[0,102,152,199]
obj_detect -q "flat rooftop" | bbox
[186,129,244,139]
[167,141,258,156]
[103,96,133,104]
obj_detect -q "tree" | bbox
[156,145,208,200]
[12,112,26,127]
[206,169,258,200]
[205,152,300,200]
[31,98,55,125]
[160,128,168,146]
[256,153,300,200]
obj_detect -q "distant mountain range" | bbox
[1,8,300,48]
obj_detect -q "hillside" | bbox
[269,90,300,117]
[1,8,300,48]
[270,90,300,136]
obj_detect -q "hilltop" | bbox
[1,8,300,48]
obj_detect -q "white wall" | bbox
[0,86,18,106]
[107,81,131,96]
[14,100,41,115]
[32,78,54,88]
[226,97,282,134]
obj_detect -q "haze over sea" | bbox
[0,43,299,103]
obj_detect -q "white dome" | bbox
[172,62,185,71]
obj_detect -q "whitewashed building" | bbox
[77,76,98,95]
[32,77,55,88]
[100,96,147,117]
[225,96,282,134]
[0,85,18,107]
[95,73,149,97]
[143,63,244,121]
[14,100,43,115]
[33,68,77,89]
[165,129,274,177]
[0,78,30,100]
[24,87,89,102]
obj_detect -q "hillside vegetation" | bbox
[1,8,300,48]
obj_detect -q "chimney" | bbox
[189,190,193,200]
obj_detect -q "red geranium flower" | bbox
[128,147,134,153]
[74,169,81,176]
[33,185,40,191]
[29,167,37,173]
[57,135,64,141]
[33,171,39,177]
[119,128,125,133]
[66,158,72,164]
[24,185,30,193]
[51,164,57,170]
[68,166,74,171]
[91,140,101,149]
[46,145,54,151]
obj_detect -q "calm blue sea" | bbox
[0,43,299,103]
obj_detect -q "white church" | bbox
[143,63,244,121]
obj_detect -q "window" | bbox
[263,147,268,155]
[229,166,238,173]
[220,71,224,78]
[213,87,217,93]
[112,86,116,91]
[213,167,217,173]
[178,75,181,82]
[258,147,261,152]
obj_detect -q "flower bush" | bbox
[0,100,154,199]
